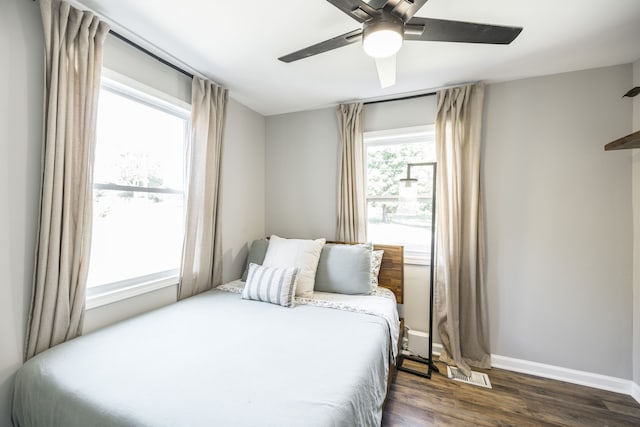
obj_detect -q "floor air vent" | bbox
[447,366,492,389]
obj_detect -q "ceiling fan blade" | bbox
[389,0,429,21]
[406,17,522,44]
[278,29,363,63]
[326,0,381,23]
[375,55,396,88]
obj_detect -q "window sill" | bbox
[404,253,430,266]
[86,275,178,310]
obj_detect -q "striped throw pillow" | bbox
[242,263,299,307]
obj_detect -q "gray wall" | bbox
[0,1,43,424]
[220,98,266,283]
[265,66,635,380]
[0,2,266,423]
[265,96,437,335]
[632,59,640,386]
[102,35,191,103]
[483,65,633,378]
[364,96,437,132]
[265,108,339,239]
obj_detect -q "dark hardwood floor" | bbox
[382,360,640,426]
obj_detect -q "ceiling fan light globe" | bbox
[363,29,403,58]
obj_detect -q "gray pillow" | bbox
[241,239,269,281]
[314,243,372,295]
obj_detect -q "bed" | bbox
[12,242,403,427]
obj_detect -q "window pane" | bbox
[88,190,184,287]
[365,130,436,262]
[366,141,433,197]
[93,89,185,190]
[87,83,187,290]
[367,198,433,255]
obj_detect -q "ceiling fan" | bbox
[278,0,523,88]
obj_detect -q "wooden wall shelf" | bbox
[604,130,640,151]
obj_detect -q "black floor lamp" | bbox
[395,162,439,379]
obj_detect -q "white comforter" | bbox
[13,283,400,427]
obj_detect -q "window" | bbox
[365,125,436,264]
[86,73,190,307]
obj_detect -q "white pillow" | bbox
[262,235,326,297]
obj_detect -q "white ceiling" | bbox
[76,0,640,116]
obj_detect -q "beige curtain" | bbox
[434,83,490,376]
[26,0,109,359]
[336,102,367,243]
[178,78,228,300]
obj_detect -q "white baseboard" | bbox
[433,342,443,355]
[492,354,639,403]
[415,339,640,405]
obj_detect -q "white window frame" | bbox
[86,69,190,309]
[364,124,436,265]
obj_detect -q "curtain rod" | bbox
[109,31,194,80]
[31,0,196,80]
[363,91,436,105]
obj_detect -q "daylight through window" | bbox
[86,77,189,300]
[365,125,435,264]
